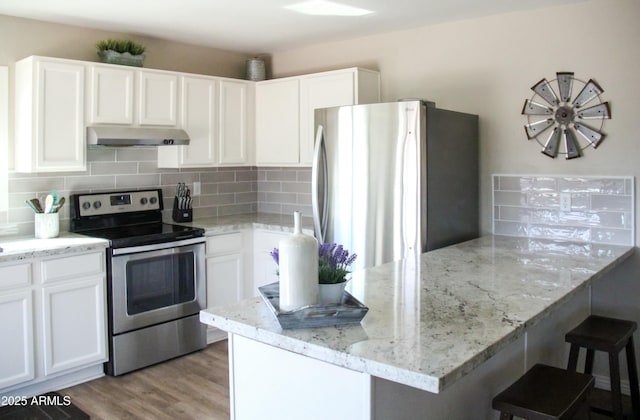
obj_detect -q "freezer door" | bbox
[313,101,426,271]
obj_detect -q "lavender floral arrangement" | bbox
[270,242,357,284]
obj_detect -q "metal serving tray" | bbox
[258,282,369,329]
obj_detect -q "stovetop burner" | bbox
[69,189,204,248]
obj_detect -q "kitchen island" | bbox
[200,235,634,419]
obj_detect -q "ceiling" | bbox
[0,0,586,54]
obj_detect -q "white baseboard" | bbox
[207,326,228,344]
[0,364,104,402]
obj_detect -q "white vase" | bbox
[278,211,319,311]
[318,281,347,305]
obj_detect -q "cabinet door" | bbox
[15,58,86,172]
[207,253,244,307]
[219,80,248,164]
[179,75,218,166]
[252,230,288,296]
[299,72,355,165]
[88,65,134,124]
[37,60,86,171]
[255,79,300,165]
[41,276,107,376]
[138,70,178,126]
[0,290,34,389]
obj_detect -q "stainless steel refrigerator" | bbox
[312,100,478,271]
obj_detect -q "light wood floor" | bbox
[61,340,230,420]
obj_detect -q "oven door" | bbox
[110,237,205,335]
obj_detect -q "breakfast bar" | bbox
[200,235,633,419]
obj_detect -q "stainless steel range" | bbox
[69,188,206,376]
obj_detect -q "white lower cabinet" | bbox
[41,276,106,376]
[0,289,35,390]
[229,334,371,420]
[252,230,289,296]
[205,232,247,343]
[0,251,107,397]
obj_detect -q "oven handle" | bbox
[112,236,205,256]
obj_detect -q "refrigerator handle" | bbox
[312,124,327,243]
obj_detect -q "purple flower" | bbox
[270,247,279,265]
[270,242,357,284]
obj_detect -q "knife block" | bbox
[172,197,193,223]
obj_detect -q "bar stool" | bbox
[492,363,594,419]
[565,315,640,420]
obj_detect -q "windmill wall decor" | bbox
[522,72,611,159]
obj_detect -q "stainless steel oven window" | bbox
[110,239,206,335]
[125,252,196,315]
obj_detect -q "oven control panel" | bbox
[76,190,161,217]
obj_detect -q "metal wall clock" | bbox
[522,72,611,159]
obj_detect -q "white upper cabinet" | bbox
[159,75,217,167]
[255,67,380,167]
[87,65,134,124]
[14,56,86,172]
[138,70,178,126]
[15,56,377,173]
[299,72,356,165]
[158,76,252,168]
[219,80,250,165]
[255,78,300,165]
[87,66,178,127]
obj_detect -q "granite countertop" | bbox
[0,213,302,263]
[200,235,634,394]
[174,213,314,234]
[0,233,109,263]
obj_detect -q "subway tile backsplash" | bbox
[3,147,310,237]
[257,167,312,217]
[493,175,635,246]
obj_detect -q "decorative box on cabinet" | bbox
[255,67,380,166]
[14,56,86,172]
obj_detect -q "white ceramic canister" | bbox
[278,211,318,311]
[34,213,59,239]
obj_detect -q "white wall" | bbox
[0,14,250,77]
[269,0,640,242]
[269,0,640,381]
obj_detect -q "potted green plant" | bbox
[317,242,357,304]
[271,242,357,305]
[96,39,146,67]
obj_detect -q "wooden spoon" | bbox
[44,194,53,214]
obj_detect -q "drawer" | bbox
[253,230,289,252]
[207,232,243,255]
[42,251,105,284]
[0,262,32,291]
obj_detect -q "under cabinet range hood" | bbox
[87,126,190,146]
